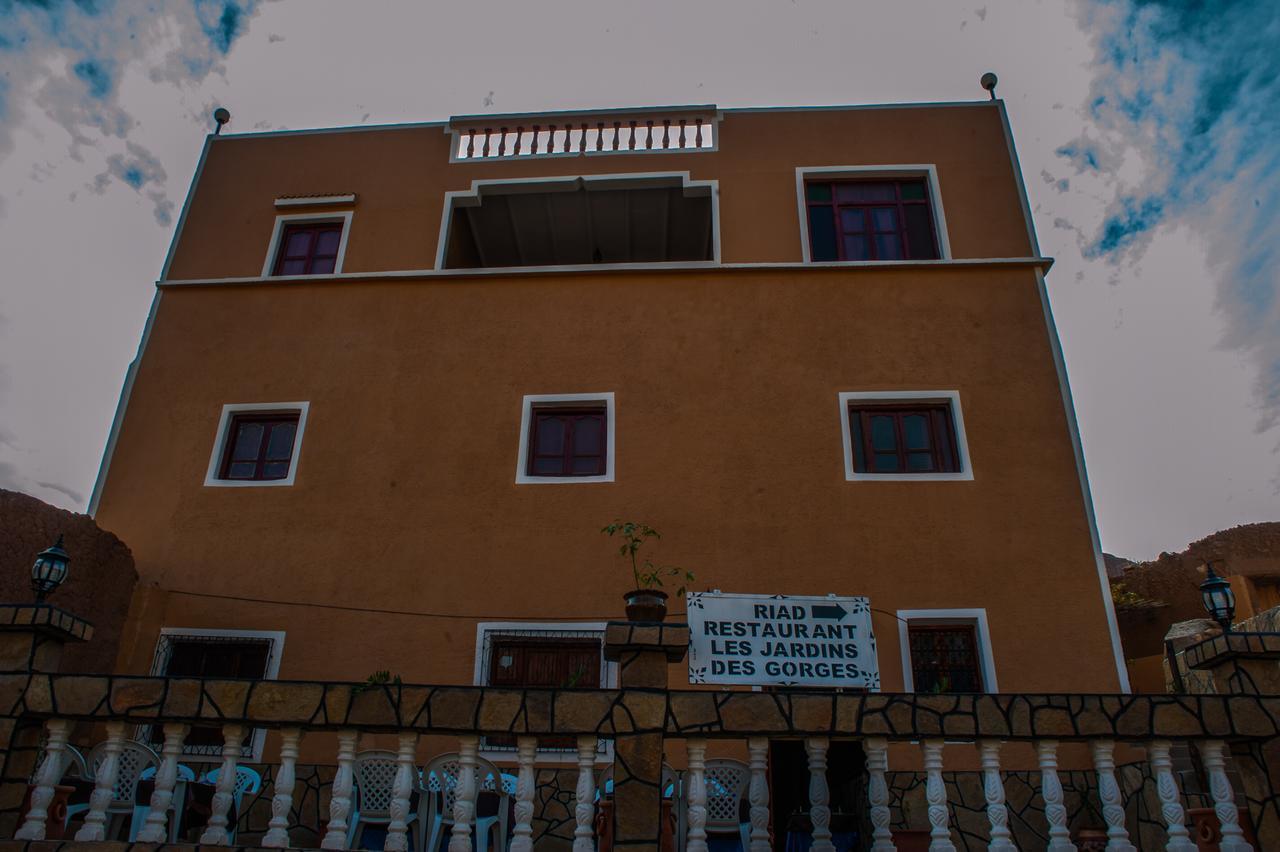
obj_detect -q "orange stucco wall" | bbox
[163,104,1033,280]
[94,103,1123,705]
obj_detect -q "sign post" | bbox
[685,592,880,689]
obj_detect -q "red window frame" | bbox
[908,624,983,693]
[271,222,343,276]
[805,178,939,261]
[848,403,959,474]
[218,413,300,481]
[527,406,608,477]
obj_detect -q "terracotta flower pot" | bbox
[1074,828,1108,851]
[890,828,932,851]
[624,589,668,622]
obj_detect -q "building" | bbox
[59,95,1179,847]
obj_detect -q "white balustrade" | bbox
[454,116,716,161]
[1201,740,1254,852]
[322,729,359,849]
[262,727,302,848]
[448,734,480,852]
[201,723,245,845]
[747,737,772,852]
[686,738,709,852]
[15,718,71,840]
[979,740,1017,851]
[864,737,895,852]
[75,720,125,842]
[805,737,836,852]
[136,722,189,843]
[1037,740,1077,852]
[921,740,957,852]
[385,732,418,852]
[1090,740,1136,852]
[509,736,538,852]
[573,735,596,852]
[1149,740,1196,852]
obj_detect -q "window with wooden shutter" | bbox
[488,638,602,748]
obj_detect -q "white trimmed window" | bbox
[204,402,310,487]
[897,609,997,694]
[796,166,950,263]
[515,393,615,484]
[838,390,972,481]
[474,622,616,761]
[146,627,286,761]
[262,211,354,277]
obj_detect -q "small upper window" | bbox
[272,222,343,276]
[848,403,959,475]
[908,625,983,693]
[528,407,607,477]
[219,413,300,481]
[805,179,939,262]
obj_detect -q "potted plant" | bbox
[602,521,694,622]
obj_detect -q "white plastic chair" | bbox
[202,765,262,843]
[703,759,751,851]
[130,763,196,841]
[419,753,508,852]
[70,739,158,840]
[347,749,419,849]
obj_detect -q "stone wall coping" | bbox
[2,672,1280,742]
[0,604,93,642]
[603,621,690,662]
[1184,631,1280,670]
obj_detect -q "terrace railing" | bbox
[448,107,718,162]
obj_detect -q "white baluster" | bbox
[385,732,418,852]
[75,720,125,841]
[137,722,189,843]
[1091,740,1136,852]
[1149,740,1196,852]
[322,729,359,849]
[747,737,772,852]
[686,738,709,852]
[806,737,836,852]
[509,736,538,852]
[16,718,71,840]
[449,734,480,852]
[979,740,1017,850]
[263,727,302,848]
[864,737,895,852]
[1037,741,1076,852]
[201,723,245,845]
[572,735,596,852]
[921,740,957,852]
[1201,740,1254,852]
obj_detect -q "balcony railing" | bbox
[448,107,718,162]
[1,671,1271,850]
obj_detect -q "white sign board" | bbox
[686,592,880,688]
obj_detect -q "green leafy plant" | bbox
[602,520,695,597]
[352,670,402,695]
[1110,581,1145,608]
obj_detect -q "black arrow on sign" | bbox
[811,603,848,620]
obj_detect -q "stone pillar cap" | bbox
[603,621,689,662]
[0,603,94,642]
[1184,631,1280,670]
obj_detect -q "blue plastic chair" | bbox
[202,765,262,843]
[129,763,196,841]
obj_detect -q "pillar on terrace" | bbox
[0,603,92,838]
[603,620,689,852]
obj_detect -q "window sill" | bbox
[515,474,614,485]
[203,478,297,488]
[846,471,974,482]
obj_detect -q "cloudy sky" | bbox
[0,0,1275,560]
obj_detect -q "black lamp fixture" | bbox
[30,535,70,602]
[1200,559,1236,632]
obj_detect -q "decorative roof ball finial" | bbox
[980,72,999,100]
[213,107,231,135]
